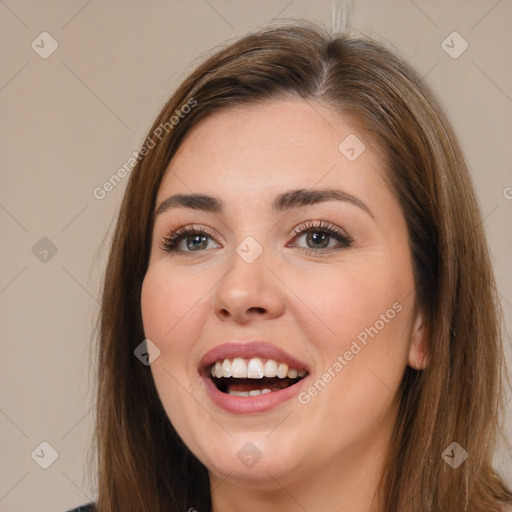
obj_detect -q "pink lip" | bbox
[201,375,308,414]
[199,341,310,414]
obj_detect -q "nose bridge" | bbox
[212,235,284,322]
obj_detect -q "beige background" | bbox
[0,1,511,510]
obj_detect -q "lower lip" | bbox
[201,374,307,414]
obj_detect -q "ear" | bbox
[408,309,428,370]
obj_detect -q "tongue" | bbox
[227,377,291,393]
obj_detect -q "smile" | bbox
[200,341,310,413]
[209,357,307,396]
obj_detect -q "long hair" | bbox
[90,21,512,511]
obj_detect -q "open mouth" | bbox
[208,357,308,397]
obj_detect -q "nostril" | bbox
[248,307,266,314]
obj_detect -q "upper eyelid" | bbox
[161,220,352,251]
[163,220,345,239]
[292,219,350,236]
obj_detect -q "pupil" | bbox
[307,231,329,248]
[187,235,208,251]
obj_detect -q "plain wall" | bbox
[0,1,511,510]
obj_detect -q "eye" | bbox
[289,220,353,254]
[160,221,353,256]
[160,225,220,253]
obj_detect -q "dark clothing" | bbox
[64,504,95,512]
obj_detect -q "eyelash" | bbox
[160,225,214,253]
[160,220,353,256]
[291,220,353,254]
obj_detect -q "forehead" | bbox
[156,99,388,209]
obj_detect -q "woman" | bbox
[69,22,512,512]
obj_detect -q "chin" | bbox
[184,426,307,485]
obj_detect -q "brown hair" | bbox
[90,21,512,511]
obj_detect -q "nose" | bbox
[212,248,285,324]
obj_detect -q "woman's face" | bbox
[141,99,424,492]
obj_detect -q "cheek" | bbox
[141,264,211,340]
[140,267,209,440]
[289,256,413,425]
[141,265,207,372]
[290,256,413,425]
[288,258,411,355]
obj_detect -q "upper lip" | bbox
[199,341,310,374]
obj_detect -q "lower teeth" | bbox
[229,388,274,397]
[213,376,304,396]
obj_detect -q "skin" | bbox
[141,99,427,512]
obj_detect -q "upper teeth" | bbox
[210,358,306,379]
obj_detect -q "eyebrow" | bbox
[154,188,374,218]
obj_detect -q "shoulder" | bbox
[63,504,96,512]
